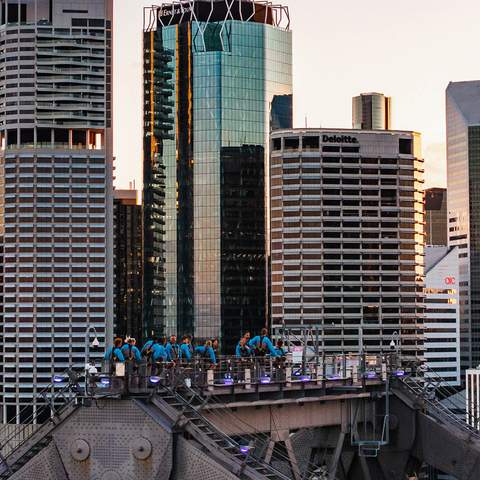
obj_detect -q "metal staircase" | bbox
[151,386,291,480]
[0,374,81,478]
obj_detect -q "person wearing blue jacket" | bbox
[104,338,125,362]
[121,338,142,363]
[165,335,180,362]
[152,339,167,362]
[141,339,155,356]
[179,336,193,362]
[195,340,217,365]
[248,328,277,357]
[274,339,287,358]
[236,337,252,358]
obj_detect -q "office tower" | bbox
[0,0,113,421]
[425,246,461,386]
[270,129,425,360]
[446,80,480,370]
[352,92,391,130]
[425,187,448,246]
[113,189,142,341]
[143,0,292,349]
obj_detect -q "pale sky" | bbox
[113,0,480,191]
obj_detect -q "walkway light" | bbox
[100,377,111,386]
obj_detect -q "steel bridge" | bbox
[0,354,479,480]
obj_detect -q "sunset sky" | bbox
[113,0,480,191]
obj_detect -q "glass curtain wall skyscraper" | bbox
[446,80,480,371]
[0,0,113,421]
[143,1,292,349]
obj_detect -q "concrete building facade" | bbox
[269,128,425,359]
[0,0,113,421]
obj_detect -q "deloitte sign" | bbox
[322,134,358,144]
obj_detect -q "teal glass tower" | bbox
[143,1,292,349]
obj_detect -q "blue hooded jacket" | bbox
[121,344,142,362]
[248,336,277,356]
[165,342,180,361]
[195,346,216,363]
[235,343,252,358]
[141,340,154,355]
[104,347,125,362]
[179,342,192,361]
[152,343,167,362]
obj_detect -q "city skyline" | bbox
[114,0,480,191]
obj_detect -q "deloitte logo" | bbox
[322,134,358,144]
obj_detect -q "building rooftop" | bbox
[271,127,420,136]
[447,80,480,125]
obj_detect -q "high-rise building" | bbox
[270,129,425,360]
[425,246,461,386]
[425,187,448,246]
[143,0,292,350]
[113,189,142,341]
[0,0,113,421]
[352,92,391,130]
[446,80,480,370]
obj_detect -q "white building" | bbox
[425,246,461,386]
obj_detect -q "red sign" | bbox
[445,277,456,285]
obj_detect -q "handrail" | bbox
[159,384,292,480]
[397,374,480,440]
[0,366,84,463]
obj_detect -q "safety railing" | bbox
[396,368,480,440]
[0,369,82,476]
[88,353,402,397]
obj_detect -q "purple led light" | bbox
[100,377,111,386]
[149,376,161,384]
[395,370,405,377]
[224,377,234,385]
[366,371,377,379]
[327,374,340,380]
[52,375,64,384]
[300,375,311,382]
[240,446,250,454]
[260,376,271,384]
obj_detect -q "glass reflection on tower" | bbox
[143,1,292,349]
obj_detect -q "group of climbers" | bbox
[235,328,286,358]
[104,328,287,369]
[104,335,218,367]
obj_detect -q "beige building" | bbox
[270,128,424,359]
